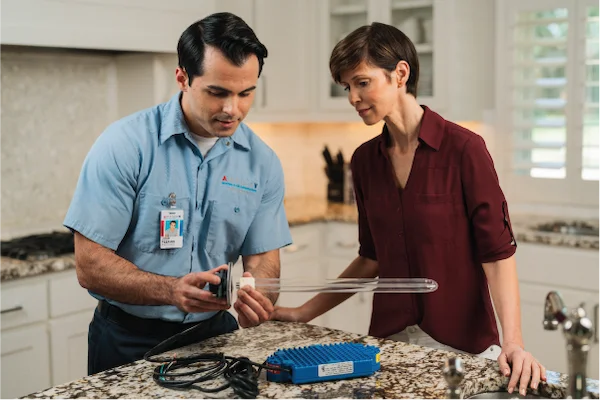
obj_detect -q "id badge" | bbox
[160,209,184,249]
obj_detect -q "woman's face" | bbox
[339,62,399,125]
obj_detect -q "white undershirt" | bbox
[189,132,219,158]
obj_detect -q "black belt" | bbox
[96,300,204,336]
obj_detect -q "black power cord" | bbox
[143,319,291,399]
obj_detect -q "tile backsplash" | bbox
[1,49,115,240]
[246,122,384,199]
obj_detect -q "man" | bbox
[64,12,292,374]
[165,221,179,238]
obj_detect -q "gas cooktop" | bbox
[1,231,74,261]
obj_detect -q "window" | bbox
[583,5,599,181]
[512,8,568,180]
[498,0,599,207]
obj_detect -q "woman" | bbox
[272,22,545,396]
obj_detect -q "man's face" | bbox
[177,46,259,138]
[170,222,176,230]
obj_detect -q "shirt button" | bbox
[226,141,231,146]
[234,207,240,213]
[200,165,204,170]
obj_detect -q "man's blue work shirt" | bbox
[64,92,292,323]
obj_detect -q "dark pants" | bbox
[88,300,239,375]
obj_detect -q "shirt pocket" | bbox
[130,192,191,253]
[412,193,457,243]
[205,198,259,259]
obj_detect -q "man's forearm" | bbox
[75,233,177,305]
[482,255,524,347]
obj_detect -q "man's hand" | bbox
[172,265,230,313]
[234,271,274,328]
[498,342,546,396]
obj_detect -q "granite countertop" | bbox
[24,321,599,399]
[1,196,597,282]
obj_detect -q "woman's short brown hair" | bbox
[329,22,419,97]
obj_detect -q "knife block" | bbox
[326,164,354,204]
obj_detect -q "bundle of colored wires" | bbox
[143,327,291,399]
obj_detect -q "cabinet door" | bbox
[1,324,51,398]
[317,0,378,112]
[520,282,599,379]
[277,224,326,325]
[49,310,94,385]
[249,0,314,121]
[321,256,372,335]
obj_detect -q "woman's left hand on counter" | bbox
[498,342,547,396]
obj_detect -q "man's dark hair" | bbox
[177,12,268,85]
[329,22,419,97]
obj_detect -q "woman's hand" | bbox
[498,342,547,396]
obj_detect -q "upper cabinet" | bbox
[1,0,216,52]
[216,0,316,123]
[316,0,452,118]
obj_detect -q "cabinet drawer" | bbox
[325,222,359,258]
[1,323,50,398]
[281,224,322,264]
[49,272,98,318]
[516,243,599,292]
[1,280,48,330]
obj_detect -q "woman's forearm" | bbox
[482,254,524,347]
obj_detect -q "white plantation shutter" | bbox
[512,7,569,179]
[582,3,599,181]
[498,0,599,207]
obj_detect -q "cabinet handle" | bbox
[1,305,23,314]
[594,304,598,344]
[284,243,309,253]
[335,241,357,249]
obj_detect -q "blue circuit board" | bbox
[265,342,380,384]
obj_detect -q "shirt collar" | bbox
[159,92,251,151]
[159,92,190,144]
[377,105,446,154]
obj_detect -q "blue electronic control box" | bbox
[265,342,380,384]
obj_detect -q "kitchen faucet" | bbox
[543,291,595,399]
[443,357,464,399]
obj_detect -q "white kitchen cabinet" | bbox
[48,273,97,385]
[320,222,372,335]
[1,279,48,330]
[1,324,51,398]
[49,311,92,386]
[516,243,599,378]
[520,283,599,379]
[322,256,373,335]
[1,0,216,52]
[316,0,452,116]
[212,0,317,122]
[0,270,96,397]
[244,0,316,123]
[277,223,326,326]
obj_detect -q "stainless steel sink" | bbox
[468,392,548,399]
